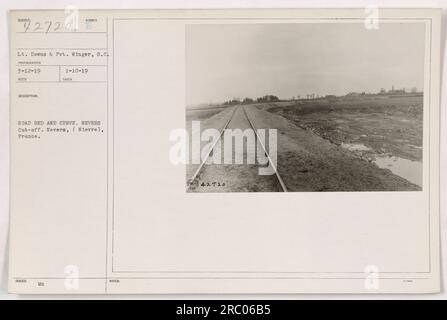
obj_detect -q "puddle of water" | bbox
[374,156,422,187]
[340,142,422,187]
[341,143,371,152]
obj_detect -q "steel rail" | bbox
[187,106,238,190]
[242,106,288,192]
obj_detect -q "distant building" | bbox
[387,85,406,95]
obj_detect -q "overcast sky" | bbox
[186,22,426,106]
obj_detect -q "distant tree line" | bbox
[223,95,279,105]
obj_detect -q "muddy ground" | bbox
[260,95,423,162]
[245,104,420,191]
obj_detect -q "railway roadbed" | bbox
[187,106,283,192]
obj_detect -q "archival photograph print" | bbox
[185,23,425,192]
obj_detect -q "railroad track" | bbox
[187,105,288,192]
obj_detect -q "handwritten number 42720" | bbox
[23,21,62,33]
[200,182,226,187]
